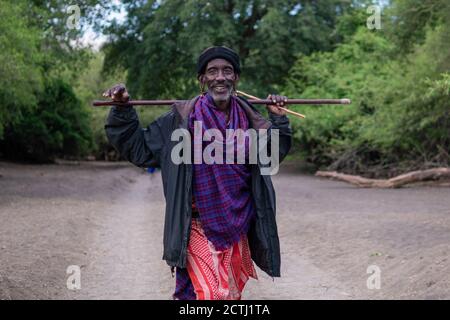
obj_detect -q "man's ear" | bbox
[235,74,240,82]
[198,74,205,85]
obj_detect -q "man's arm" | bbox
[266,94,292,163]
[105,106,164,168]
[102,84,164,168]
[268,113,292,163]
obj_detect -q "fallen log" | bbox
[315,168,450,188]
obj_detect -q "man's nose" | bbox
[215,70,226,81]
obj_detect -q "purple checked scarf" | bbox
[173,93,256,300]
[189,93,256,250]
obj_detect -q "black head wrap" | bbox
[197,46,241,77]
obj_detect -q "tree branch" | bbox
[315,168,450,188]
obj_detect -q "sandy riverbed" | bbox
[0,161,449,299]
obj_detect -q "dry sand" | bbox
[0,161,449,299]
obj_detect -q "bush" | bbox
[282,25,450,175]
[0,78,93,162]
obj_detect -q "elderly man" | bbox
[104,46,292,300]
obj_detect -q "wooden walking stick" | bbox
[92,93,351,120]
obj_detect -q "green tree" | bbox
[282,5,450,175]
[0,78,93,162]
[0,0,113,160]
[385,0,450,53]
[0,1,43,138]
[102,0,355,99]
[284,26,400,170]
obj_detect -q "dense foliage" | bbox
[0,0,112,161]
[1,0,448,175]
[283,0,450,175]
[102,0,355,98]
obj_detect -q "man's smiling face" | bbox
[200,58,239,108]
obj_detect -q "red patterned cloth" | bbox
[186,218,257,300]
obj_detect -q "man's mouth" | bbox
[213,85,229,94]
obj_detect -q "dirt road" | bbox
[0,161,449,299]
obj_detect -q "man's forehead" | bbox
[206,58,234,69]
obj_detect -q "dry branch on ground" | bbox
[315,168,450,188]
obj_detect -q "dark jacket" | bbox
[105,96,292,277]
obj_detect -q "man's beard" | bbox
[208,81,234,105]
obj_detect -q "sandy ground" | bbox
[0,161,449,300]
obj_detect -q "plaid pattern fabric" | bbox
[174,218,257,300]
[188,93,256,251]
[173,267,196,300]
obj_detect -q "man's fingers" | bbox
[266,94,288,114]
[267,94,277,105]
[103,88,113,98]
[267,94,288,116]
[267,94,287,106]
[102,84,128,101]
[114,84,126,95]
